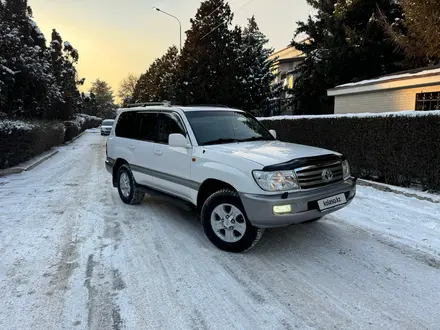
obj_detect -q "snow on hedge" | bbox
[76,113,102,121]
[65,114,102,130]
[0,120,35,132]
[258,110,440,121]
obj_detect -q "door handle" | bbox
[129,145,135,150]
[154,150,163,156]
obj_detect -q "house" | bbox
[269,45,305,90]
[327,66,440,114]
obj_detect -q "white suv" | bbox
[105,105,356,252]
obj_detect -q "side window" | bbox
[138,113,158,142]
[115,112,139,139]
[157,113,185,144]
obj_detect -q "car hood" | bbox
[101,125,113,129]
[204,140,338,167]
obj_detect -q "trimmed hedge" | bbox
[63,114,102,142]
[0,114,101,170]
[0,120,65,169]
[260,112,440,191]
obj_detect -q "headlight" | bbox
[342,159,351,179]
[252,170,300,191]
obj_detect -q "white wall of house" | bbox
[334,85,440,114]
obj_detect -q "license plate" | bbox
[317,193,347,211]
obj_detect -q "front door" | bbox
[150,112,192,200]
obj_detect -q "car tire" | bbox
[117,164,145,205]
[303,217,322,224]
[201,189,264,252]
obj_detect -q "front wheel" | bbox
[201,189,264,252]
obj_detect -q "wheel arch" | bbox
[112,158,129,187]
[196,179,237,216]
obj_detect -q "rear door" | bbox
[130,112,159,187]
[149,112,192,200]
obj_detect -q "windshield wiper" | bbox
[202,138,241,146]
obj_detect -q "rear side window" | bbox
[157,113,185,144]
[138,113,158,142]
[115,112,139,139]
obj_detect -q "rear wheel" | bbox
[201,189,264,252]
[117,164,145,205]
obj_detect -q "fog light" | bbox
[273,204,292,214]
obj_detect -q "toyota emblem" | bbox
[321,169,333,182]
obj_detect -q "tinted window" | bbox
[115,112,138,139]
[157,113,185,144]
[102,120,114,126]
[138,113,157,142]
[185,111,274,146]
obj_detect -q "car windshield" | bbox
[102,120,114,126]
[185,110,274,146]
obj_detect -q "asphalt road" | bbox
[0,130,439,330]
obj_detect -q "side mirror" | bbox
[169,133,189,148]
[269,129,277,139]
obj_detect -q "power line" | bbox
[200,0,259,41]
[205,0,243,20]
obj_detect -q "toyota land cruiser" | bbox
[105,105,356,252]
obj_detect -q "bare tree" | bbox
[118,73,138,105]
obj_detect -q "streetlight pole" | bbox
[153,7,182,52]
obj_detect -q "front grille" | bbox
[295,161,343,189]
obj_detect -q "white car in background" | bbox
[100,119,114,136]
[105,105,356,252]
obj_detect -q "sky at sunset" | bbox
[29,0,311,102]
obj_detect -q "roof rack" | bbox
[188,104,230,108]
[126,101,171,108]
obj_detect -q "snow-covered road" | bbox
[1,131,440,330]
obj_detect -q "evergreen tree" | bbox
[132,46,179,103]
[291,0,407,114]
[238,16,276,114]
[380,0,440,65]
[0,0,61,118]
[90,79,116,118]
[48,29,81,120]
[175,0,242,106]
[81,92,99,116]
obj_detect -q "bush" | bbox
[63,113,102,142]
[259,111,440,191]
[0,120,65,169]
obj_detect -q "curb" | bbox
[358,179,440,204]
[0,130,89,177]
[0,149,59,176]
[64,130,87,145]
[0,167,25,175]
[25,150,59,171]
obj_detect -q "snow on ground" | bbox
[0,132,440,329]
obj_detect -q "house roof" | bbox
[328,65,440,96]
[269,45,304,61]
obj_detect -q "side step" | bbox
[137,184,195,212]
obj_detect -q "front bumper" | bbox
[101,130,111,135]
[240,178,357,228]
